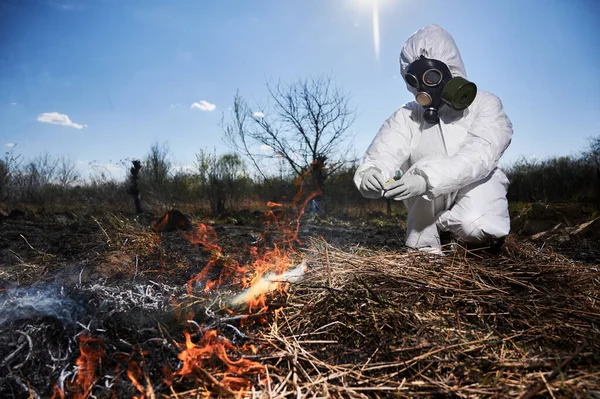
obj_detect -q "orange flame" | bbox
[289,162,323,245]
[183,223,230,294]
[151,212,169,232]
[184,223,221,253]
[176,330,265,393]
[179,161,322,309]
[127,361,146,396]
[170,168,319,392]
[52,333,105,399]
[183,222,295,305]
[230,261,307,312]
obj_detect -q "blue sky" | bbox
[1,0,599,180]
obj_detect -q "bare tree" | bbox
[222,75,356,190]
[56,156,81,189]
[30,153,58,185]
[141,142,172,204]
[143,142,171,187]
[22,152,58,200]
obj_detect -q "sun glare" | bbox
[354,0,381,61]
[372,1,380,61]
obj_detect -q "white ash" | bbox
[81,280,186,312]
[0,285,82,327]
[0,281,188,329]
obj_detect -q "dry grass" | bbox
[186,237,600,398]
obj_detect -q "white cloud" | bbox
[10,102,17,106]
[190,100,216,112]
[4,143,16,148]
[37,112,86,129]
[253,111,265,118]
[259,144,273,153]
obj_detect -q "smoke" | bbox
[0,285,83,327]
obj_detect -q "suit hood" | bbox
[400,24,468,81]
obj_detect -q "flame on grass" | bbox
[127,359,157,399]
[50,164,319,397]
[174,161,321,393]
[127,361,146,397]
[175,329,265,393]
[184,161,322,306]
[229,261,309,310]
[265,163,323,247]
[152,213,170,232]
[183,223,235,294]
[151,210,192,232]
[52,333,105,399]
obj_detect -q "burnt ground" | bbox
[0,210,408,288]
[0,204,598,398]
[0,204,598,279]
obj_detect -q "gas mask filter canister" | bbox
[405,55,477,124]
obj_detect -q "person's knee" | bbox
[454,212,509,243]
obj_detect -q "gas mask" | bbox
[405,55,477,124]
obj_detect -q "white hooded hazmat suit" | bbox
[354,24,513,255]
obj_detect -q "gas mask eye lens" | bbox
[422,69,442,86]
[415,92,432,107]
[405,74,418,87]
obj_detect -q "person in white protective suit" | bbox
[354,24,513,255]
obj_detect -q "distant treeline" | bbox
[1,137,598,216]
[0,143,384,218]
[503,137,600,205]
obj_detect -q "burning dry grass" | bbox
[1,210,599,398]
[247,237,600,398]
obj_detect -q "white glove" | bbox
[359,168,386,199]
[383,173,427,201]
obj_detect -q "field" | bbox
[0,202,598,398]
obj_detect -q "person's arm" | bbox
[354,104,415,198]
[413,92,513,198]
